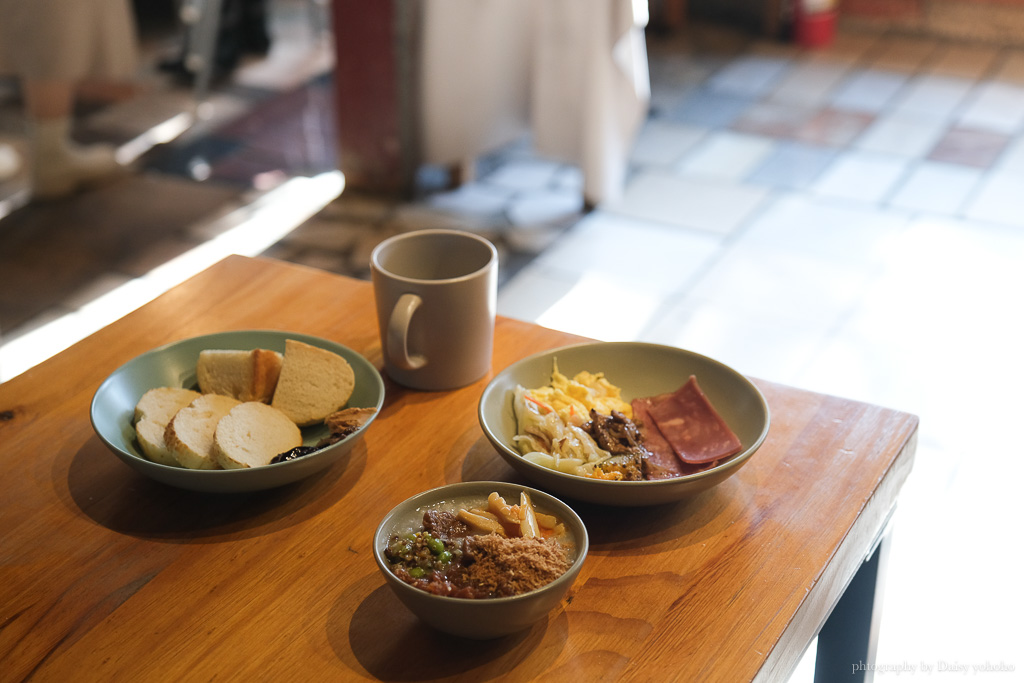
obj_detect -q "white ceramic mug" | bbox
[370,229,498,390]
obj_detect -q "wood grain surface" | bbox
[0,255,918,682]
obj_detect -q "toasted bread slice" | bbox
[164,394,241,469]
[213,402,302,469]
[196,348,283,402]
[271,339,355,427]
[133,387,202,465]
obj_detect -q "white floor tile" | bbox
[497,261,666,341]
[994,133,1024,175]
[533,211,723,295]
[854,113,947,158]
[607,171,771,235]
[740,194,911,267]
[675,131,776,181]
[887,162,982,214]
[496,263,582,324]
[956,81,1024,134]
[889,74,975,122]
[684,242,875,325]
[963,171,1024,225]
[638,298,832,385]
[811,152,910,204]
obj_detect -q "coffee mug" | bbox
[370,229,498,390]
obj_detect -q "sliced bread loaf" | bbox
[271,339,355,426]
[196,348,283,402]
[134,386,201,424]
[164,394,241,469]
[133,387,201,466]
[213,402,302,469]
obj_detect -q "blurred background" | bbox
[1,1,1021,679]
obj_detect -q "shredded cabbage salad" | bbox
[511,362,631,478]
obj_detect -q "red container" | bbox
[794,3,837,48]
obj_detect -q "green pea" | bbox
[437,550,452,564]
[427,537,446,555]
[409,567,426,578]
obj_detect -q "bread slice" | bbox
[271,339,355,427]
[164,394,241,469]
[133,387,202,466]
[134,386,201,425]
[196,348,283,402]
[213,402,302,469]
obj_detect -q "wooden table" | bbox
[0,255,917,682]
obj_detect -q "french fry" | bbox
[458,509,506,535]
[535,512,558,529]
[519,491,541,538]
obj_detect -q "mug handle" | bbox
[387,293,428,371]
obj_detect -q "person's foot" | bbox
[0,143,21,181]
[32,141,122,200]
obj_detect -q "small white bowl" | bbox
[373,481,588,639]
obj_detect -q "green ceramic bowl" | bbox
[373,481,588,639]
[478,341,770,506]
[90,330,384,493]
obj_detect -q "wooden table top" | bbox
[0,255,918,682]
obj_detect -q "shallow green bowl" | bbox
[478,341,770,506]
[90,330,384,493]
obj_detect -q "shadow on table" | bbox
[62,434,368,542]
[332,570,568,681]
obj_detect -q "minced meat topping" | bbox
[462,534,572,597]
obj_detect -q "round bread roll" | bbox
[213,402,302,469]
[165,394,241,469]
[134,387,201,425]
[133,387,202,466]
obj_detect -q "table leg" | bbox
[814,532,892,682]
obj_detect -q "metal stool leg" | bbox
[183,0,226,108]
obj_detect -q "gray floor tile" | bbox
[662,88,757,128]
[766,59,851,107]
[704,54,792,97]
[631,119,708,167]
[745,141,839,189]
[828,68,910,113]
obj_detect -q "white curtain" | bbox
[418,0,650,204]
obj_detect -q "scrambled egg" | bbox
[525,361,631,426]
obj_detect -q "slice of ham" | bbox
[631,398,686,479]
[643,376,743,464]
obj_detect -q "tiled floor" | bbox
[3,9,1023,679]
